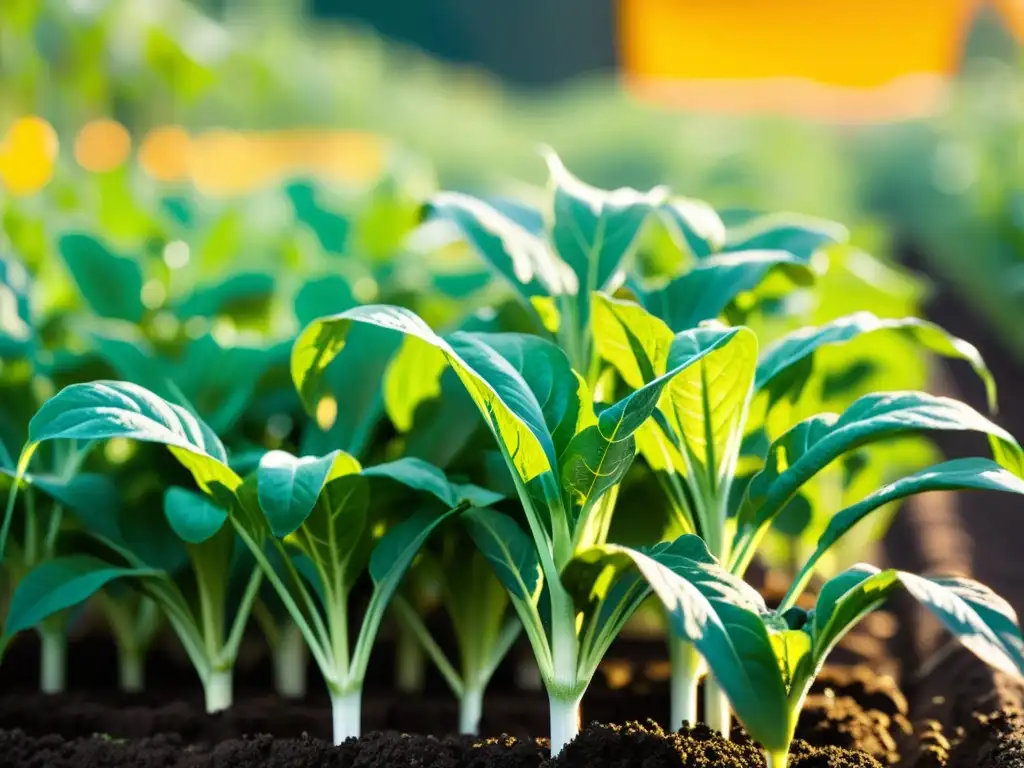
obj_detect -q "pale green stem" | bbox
[395,623,426,693]
[548,694,583,756]
[391,596,463,698]
[204,668,233,713]
[273,622,308,699]
[118,644,145,693]
[668,638,704,731]
[767,749,791,768]
[39,626,66,694]
[460,685,484,735]
[330,688,362,744]
[704,675,731,738]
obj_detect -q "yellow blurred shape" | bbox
[139,126,191,182]
[618,0,985,120]
[0,116,59,195]
[187,128,386,195]
[74,119,131,173]
[316,395,338,431]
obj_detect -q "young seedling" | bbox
[599,532,1024,768]
[226,451,500,743]
[0,465,108,691]
[390,527,521,734]
[430,149,664,380]
[289,301,788,754]
[1,381,265,712]
[593,292,1007,734]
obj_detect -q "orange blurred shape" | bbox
[618,0,1001,120]
[0,116,59,195]
[187,130,276,195]
[139,126,191,182]
[186,129,385,195]
[317,132,386,184]
[74,119,131,173]
[993,0,1024,39]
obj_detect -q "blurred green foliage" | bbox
[2,0,1022,361]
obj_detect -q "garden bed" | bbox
[2,461,1023,768]
[1,557,1022,768]
[0,643,1017,767]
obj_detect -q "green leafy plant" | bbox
[0,466,107,691]
[593,531,1024,768]
[1,381,262,712]
[431,150,664,379]
[389,527,520,734]
[231,451,500,743]
[290,302,767,753]
[593,288,1015,733]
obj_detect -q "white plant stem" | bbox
[548,694,582,756]
[273,623,308,699]
[704,675,732,738]
[39,628,66,694]
[330,689,362,745]
[668,639,704,731]
[118,645,145,693]
[459,686,484,735]
[204,669,233,713]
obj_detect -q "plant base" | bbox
[204,669,233,713]
[330,689,362,745]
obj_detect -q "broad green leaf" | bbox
[560,426,637,526]
[736,392,1024,555]
[257,450,361,538]
[724,215,846,262]
[811,458,1024,560]
[815,565,1024,680]
[545,151,660,331]
[88,331,159,390]
[756,312,997,412]
[659,325,758,493]
[463,507,543,605]
[463,506,549,674]
[292,305,555,484]
[562,323,755,529]
[5,556,159,635]
[294,275,357,328]
[301,473,371,584]
[163,486,229,544]
[287,182,350,256]
[769,628,814,694]
[58,234,145,323]
[656,197,726,259]
[546,151,658,294]
[473,333,584,457]
[431,192,571,301]
[641,251,815,332]
[310,325,400,458]
[580,537,790,751]
[175,272,274,320]
[384,334,447,432]
[593,293,673,389]
[362,456,482,509]
[24,381,241,505]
